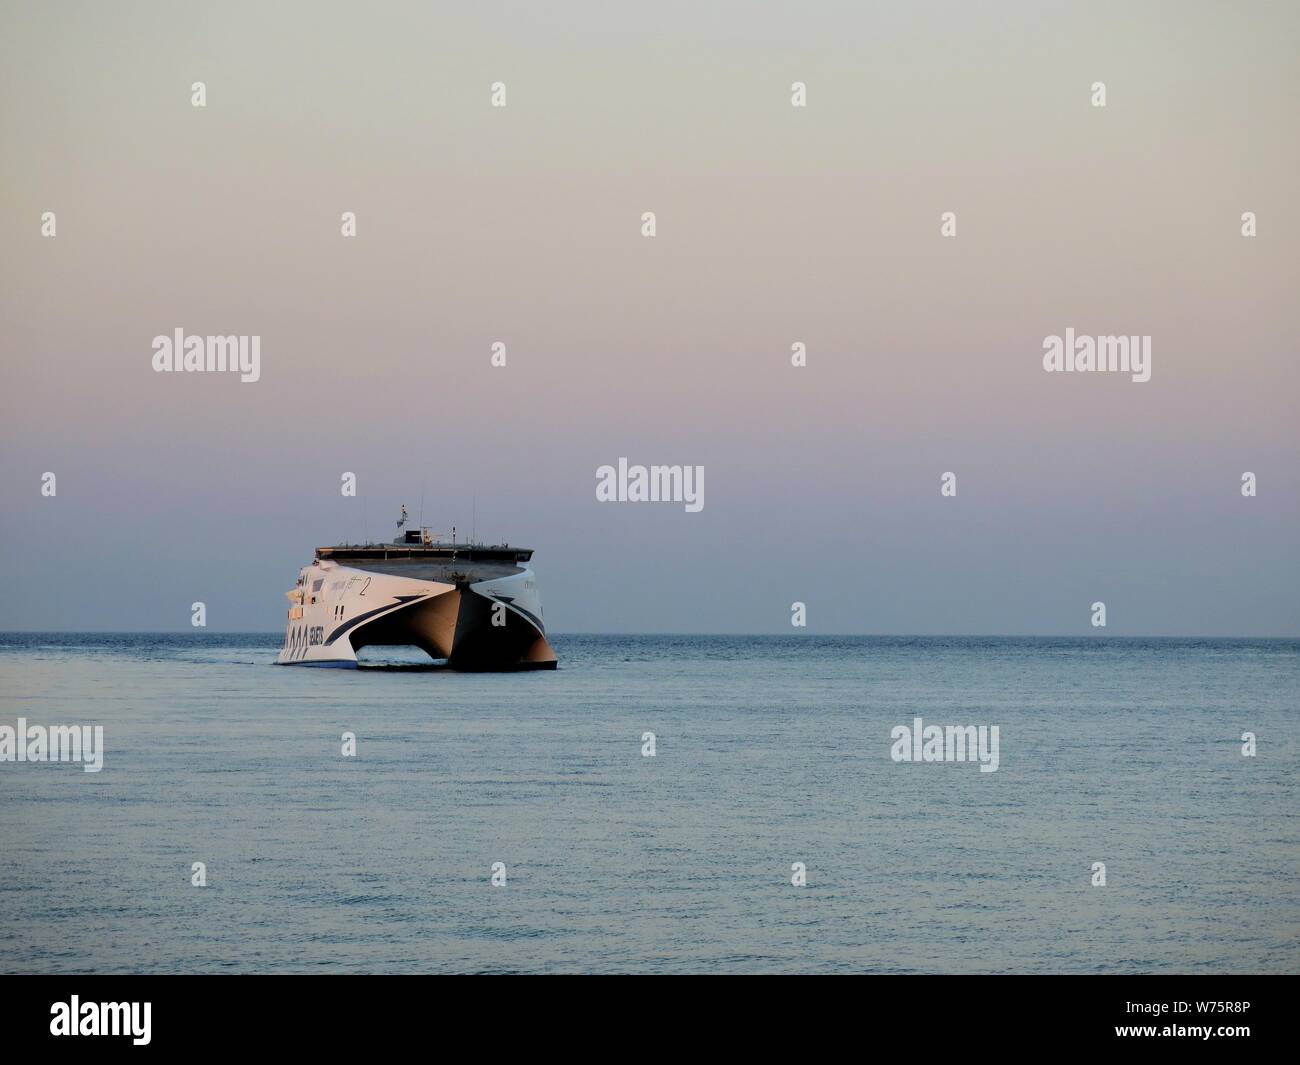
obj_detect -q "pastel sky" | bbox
[1,0,1297,634]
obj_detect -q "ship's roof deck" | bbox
[316,544,533,563]
[314,543,533,584]
[335,558,527,582]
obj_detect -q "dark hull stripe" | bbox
[487,594,546,635]
[324,595,427,646]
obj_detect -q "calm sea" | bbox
[0,633,1296,974]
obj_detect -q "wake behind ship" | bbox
[277,508,557,669]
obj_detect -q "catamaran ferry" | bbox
[277,507,557,670]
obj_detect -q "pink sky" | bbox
[1,1,1296,632]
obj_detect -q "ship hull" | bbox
[277,560,556,669]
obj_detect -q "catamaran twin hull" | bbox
[277,543,557,670]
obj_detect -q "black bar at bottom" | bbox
[0,974,1286,1051]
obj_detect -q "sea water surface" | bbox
[0,633,1296,974]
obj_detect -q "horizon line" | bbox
[1,630,1297,640]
